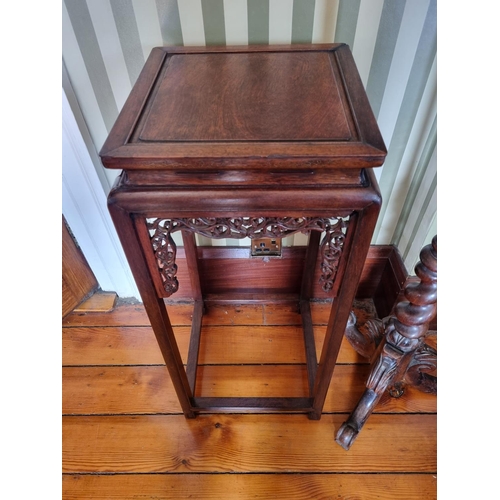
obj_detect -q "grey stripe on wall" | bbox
[392,116,437,247]
[62,0,437,274]
[110,0,145,85]
[402,172,436,261]
[292,0,316,44]
[155,0,183,45]
[373,0,437,241]
[64,0,119,131]
[202,0,226,45]
[334,0,361,48]
[365,0,407,118]
[248,0,269,44]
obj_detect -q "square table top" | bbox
[100,44,386,171]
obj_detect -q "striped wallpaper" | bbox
[62,0,437,274]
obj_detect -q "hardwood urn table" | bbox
[100,44,386,420]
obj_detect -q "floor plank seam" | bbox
[62,411,436,417]
[63,363,331,367]
[62,471,438,476]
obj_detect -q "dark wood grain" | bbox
[100,44,386,170]
[143,245,401,301]
[300,300,318,394]
[100,44,386,418]
[185,300,204,393]
[373,245,408,318]
[140,52,351,142]
[107,204,195,417]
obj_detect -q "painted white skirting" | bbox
[62,88,140,299]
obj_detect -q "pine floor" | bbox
[62,297,437,499]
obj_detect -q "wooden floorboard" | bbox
[62,298,377,328]
[62,473,437,500]
[62,299,437,499]
[73,291,117,313]
[63,414,436,474]
[62,325,369,366]
[62,365,436,415]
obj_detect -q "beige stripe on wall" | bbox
[352,0,385,87]
[132,0,163,59]
[312,0,339,43]
[269,0,293,44]
[87,0,132,108]
[403,183,436,272]
[178,0,206,45]
[380,57,436,244]
[223,0,248,45]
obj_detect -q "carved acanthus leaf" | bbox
[404,343,437,394]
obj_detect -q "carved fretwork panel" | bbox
[149,226,179,296]
[146,216,350,296]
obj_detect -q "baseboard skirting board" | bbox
[166,245,409,320]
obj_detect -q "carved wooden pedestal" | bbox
[336,236,437,450]
[100,44,386,419]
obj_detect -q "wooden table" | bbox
[100,44,386,419]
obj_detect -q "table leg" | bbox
[300,231,321,398]
[182,231,204,395]
[311,204,380,420]
[107,203,195,418]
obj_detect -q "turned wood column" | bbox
[336,235,437,450]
